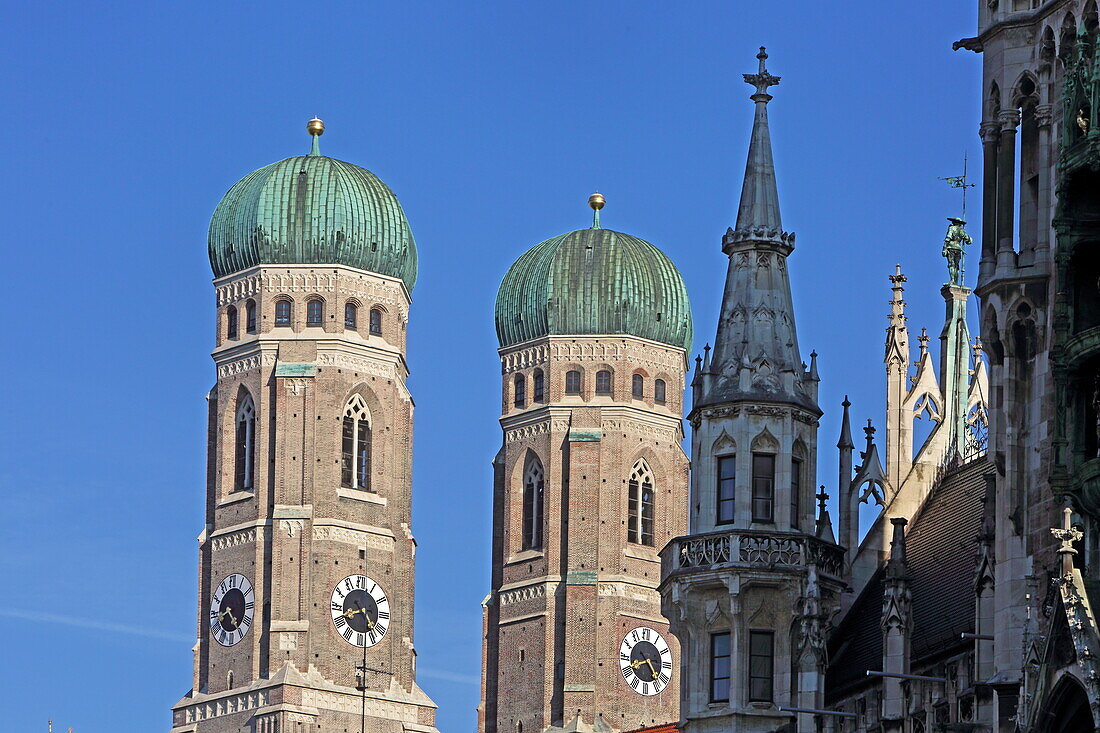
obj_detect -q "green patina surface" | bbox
[565,570,597,585]
[274,363,318,377]
[568,429,602,442]
[208,149,417,288]
[494,227,693,351]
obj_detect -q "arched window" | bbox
[369,308,383,336]
[341,395,372,491]
[790,457,803,528]
[306,299,324,326]
[565,369,582,395]
[654,379,666,405]
[716,455,736,525]
[234,393,255,492]
[533,369,545,402]
[514,373,526,408]
[632,374,644,399]
[627,460,655,546]
[227,306,239,339]
[245,300,257,334]
[275,299,292,326]
[345,302,358,329]
[751,453,776,523]
[596,369,613,395]
[522,457,544,550]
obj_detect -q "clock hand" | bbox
[646,658,658,677]
[219,607,238,626]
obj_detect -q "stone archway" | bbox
[1037,677,1093,732]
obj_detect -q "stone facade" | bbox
[479,334,689,733]
[170,263,438,733]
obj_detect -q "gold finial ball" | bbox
[307,117,325,136]
[588,192,605,211]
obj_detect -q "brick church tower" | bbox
[170,120,439,733]
[478,196,693,733]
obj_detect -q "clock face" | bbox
[619,626,673,696]
[209,573,254,647]
[330,574,390,648]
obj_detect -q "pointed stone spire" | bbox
[816,486,836,543]
[733,47,785,240]
[885,265,909,367]
[838,396,855,450]
[838,397,857,563]
[853,420,889,507]
[940,218,975,459]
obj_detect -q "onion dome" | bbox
[208,118,417,289]
[495,194,693,352]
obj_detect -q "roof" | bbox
[494,226,693,352]
[208,150,417,287]
[623,725,678,733]
[826,456,991,699]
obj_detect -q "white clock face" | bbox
[619,626,673,696]
[209,573,254,647]
[330,574,390,647]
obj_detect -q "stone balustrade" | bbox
[661,528,845,579]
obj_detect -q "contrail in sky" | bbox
[0,608,193,643]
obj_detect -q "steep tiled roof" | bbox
[826,457,991,700]
[624,725,678,733]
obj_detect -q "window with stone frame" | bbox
[654,378,666,405]
[627,460,655,546]
[565,369,582,395]
[632,373,644,399]
[341,395,372,491]
[595,369,613,395]
[710,632,731,702]
[717,455,736,524]
[245,299,257,333]
[514,373,526,408]
[233,392,255,492]
[790,457,802,528]
[306,298,324,326]
[748,630,774,702]
[344,301,358,329]
[751,453,776,523]
[369,307,383,335]
[522,457,544,550]
[227,305,239,339]
[275,299,292,326]
[532,369,545,402]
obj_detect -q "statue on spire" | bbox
[942,217,972,286]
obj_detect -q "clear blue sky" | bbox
[1,2,981,731]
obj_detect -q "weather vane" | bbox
[938,152,976,221]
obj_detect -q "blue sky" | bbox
[0,2,981,731]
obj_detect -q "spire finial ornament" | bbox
[744,46,781,101]
[588,192,605,229]
[918,327,930,358]
[307,117,325,156]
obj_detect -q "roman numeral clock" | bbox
[330,574,391,648]
[209,574,255,648]
[619,627,674,697]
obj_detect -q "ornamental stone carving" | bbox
[210,527,260,551]
[499,583,547,606]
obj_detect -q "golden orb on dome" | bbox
[307,117,325,136]
[588,192,605,211]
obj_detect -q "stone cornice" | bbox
[499,334,688,373]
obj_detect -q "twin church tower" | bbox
[172,49,844,733]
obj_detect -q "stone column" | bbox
[996,110,1021,264]
[1033,104,1054,269]
[980,120,1001,278]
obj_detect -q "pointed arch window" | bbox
[306,298,324,326]
[522,457,544,550]
[717,456,736,525]
[654,378,666,405]
[234,393,255,492]
[790,458,803,529]
[565,369,582,395]
[751,453,776,523]
[341,395,372,491]
[245,300,257,333]
[533,369,545,402]
[627,460,655,546]
[369,308,383,336]
[596,370,613,395]
[344,302,358,329]
[275,299,292,326]
[514,373,526,408]
[632,374,644,399]
[227,306,239,339]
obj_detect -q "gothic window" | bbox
[344,302,358,329]
[717,456,736,525]
[234,392,255,492]
[565,369,582,395]
[369,307,383,336]
[654,378,666,405]
[522,457,544,550]
[632,374,644,399]
[710,632,731,702]
[341,395,372,491]
[627,460,655,546]
[514,373,526,408]
[245,299,257,333]
[227,306,238,339]
[306,298,324,326]
[275,299,292,326]
[748,630,774,702]
[533,369,545,402]
[595,369,613,395]
[790,458,802,528]
[751,453,776,523]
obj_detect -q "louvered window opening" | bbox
[341,396,372,491]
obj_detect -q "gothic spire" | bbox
[734,47,784,239]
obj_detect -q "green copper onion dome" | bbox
[208,119,417,289]
[495,195,693,352]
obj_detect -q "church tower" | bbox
[170,120,439,733]
[659,50,844,733]
[479,196,693,733]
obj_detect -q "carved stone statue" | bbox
[942,217,972,286]
[1078,108,1090,136]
